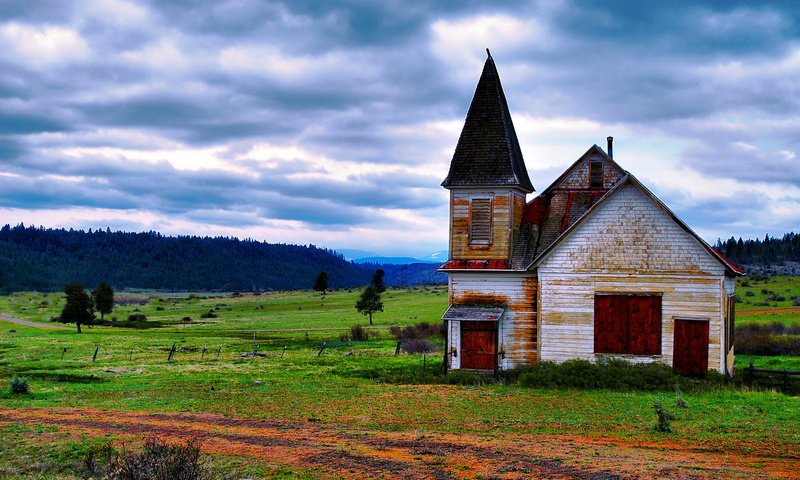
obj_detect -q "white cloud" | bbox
[0,22,90,68]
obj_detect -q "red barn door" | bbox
[460,321,497,370]
[673,319,709,376]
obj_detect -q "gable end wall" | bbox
[537,184,727,372]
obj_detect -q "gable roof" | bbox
[528,174,745,276]
[441,51,534,193]
[538,144,625,196]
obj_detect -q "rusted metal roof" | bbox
[441,51,534,193]
[442,305,505,322]
[440,259,511,270]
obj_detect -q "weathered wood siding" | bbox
[559,154,625,190]
[537,184,727,372]
[449,189,526,260]
[447,272,538,370]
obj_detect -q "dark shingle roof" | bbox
[441,51,534,192]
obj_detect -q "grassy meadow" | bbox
[0,280,798,478]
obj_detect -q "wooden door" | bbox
[460,321,497,370]
[673,319,709,376]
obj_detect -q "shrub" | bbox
[445,370,484,385]
[653,397,675,433]
[402,339,434,354]
[127,314,147,322]
[199,310,218,319]
[9,375,29,394]
[736,322,800,356]
[156,306,165,311]
[349,325,370,342]
[744,291,755,297]
[84,437,205,480]
[516,358,691,391]
[389,321,445,341]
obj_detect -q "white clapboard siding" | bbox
[538,184,728,372]
[448,272,537,370]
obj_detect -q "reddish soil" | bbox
[1,407,797,479]
[740,306,800,316]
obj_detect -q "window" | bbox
[589,161,603,189]
[594,294,661,355]
[470,198,492,245]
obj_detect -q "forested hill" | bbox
[0,224,372,292]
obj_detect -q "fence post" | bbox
[252,333,257,356]
[281,345,287,358]
[394,341,402,356]
[167,342,177,361]
[201,346,207,360]
[61,347,67,360]
[748,358,754,388]
[317,342,328,357]
[216,346,221,359]
[129,348,133,361]
[92,346,99,363]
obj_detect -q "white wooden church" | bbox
[440,51,743,376]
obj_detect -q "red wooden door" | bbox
[460,321,497,370]
[673,319,709,376]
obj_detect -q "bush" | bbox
[402,339,434,354]
[127,314,147,322]
[199,310,218,319]
[181,317,192,323]
[744,291,755,297]
[349,325,369,342]
[736,322,800,356]
[9,375,29,394]
[445,370,484,385]
[516,358,693,391]
[389,321,445,341]
[83,437,205,480]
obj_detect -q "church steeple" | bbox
[441,50,534,193]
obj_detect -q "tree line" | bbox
[0,224,371,292]
[714,232,800,265]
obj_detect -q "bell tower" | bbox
[441,50,534,264]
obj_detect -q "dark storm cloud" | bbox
[0,0,797,244]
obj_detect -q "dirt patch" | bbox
[0,407,796,479]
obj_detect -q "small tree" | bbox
[355,286,383,325]
[60,283,95,333]
[314,271,329,295]
[371,268,386,293]
[92,283,114,321]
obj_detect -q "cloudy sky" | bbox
[1,0,798,257]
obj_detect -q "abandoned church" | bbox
[440,52,744,376]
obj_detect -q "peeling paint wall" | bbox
[449,189,526,260]
[538,184,727,372]
[448,272,538,370]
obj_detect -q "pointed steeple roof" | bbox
[441,50,534,192]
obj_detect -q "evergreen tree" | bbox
[60,283,95,333]
[92,283,114,320]
[313,271,329,295]
[371,268,386,293]
[355,286,383,325]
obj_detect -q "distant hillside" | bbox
[0,224,371,293]
[714,232,800,276]
[359,262,446,286]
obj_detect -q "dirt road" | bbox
[0,314,62,329]
[1,407,795,479]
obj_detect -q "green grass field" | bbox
[0,283,798,479]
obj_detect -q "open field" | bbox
[1,284,799,479]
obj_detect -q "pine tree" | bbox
[313,271,329,295]
[92,283,114,321]
[371,268,386,293]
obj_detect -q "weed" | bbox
[402,339,434,354]
[674,385,688,409]
[82,437,205,480]
[653,397,675,433]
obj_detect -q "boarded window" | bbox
[470,198,492,245]
[589,161,603,189]
[594,294,662,355]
